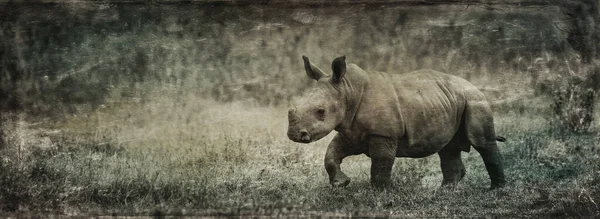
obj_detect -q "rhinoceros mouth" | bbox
[295,138,312,144]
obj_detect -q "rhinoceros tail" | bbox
[496,136,506,142]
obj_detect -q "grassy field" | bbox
[0,2,599,217]
[1,80,599,217]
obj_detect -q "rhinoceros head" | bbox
[287,56,348,143]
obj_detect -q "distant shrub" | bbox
[534,73,596,132]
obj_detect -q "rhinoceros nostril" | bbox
[299,130,308,136]
[299,130,310,142]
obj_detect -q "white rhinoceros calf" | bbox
[287,56,506,189]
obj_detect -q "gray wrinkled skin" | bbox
[288,56,506,189]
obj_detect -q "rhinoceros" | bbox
[287,56,506,189]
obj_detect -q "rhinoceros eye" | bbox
[316,108,325,121]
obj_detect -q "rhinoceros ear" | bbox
[331,56,346,83]
[302,55,326,80]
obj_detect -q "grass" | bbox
[0,2,597,217]
[0,85,599,217]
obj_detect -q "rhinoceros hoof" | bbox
[331,177,350,187]
[489,182,506,190]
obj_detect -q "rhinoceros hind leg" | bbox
[438,144,466,186]
[474,144,506,189]
[464,99,507,189]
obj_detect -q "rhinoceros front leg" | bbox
[368,136,397,187]
[324,134,354,187]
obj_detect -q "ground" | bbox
[0,83,599,218]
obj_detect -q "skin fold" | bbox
[287,56,506,189]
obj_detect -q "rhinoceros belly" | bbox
[395,129,457,158]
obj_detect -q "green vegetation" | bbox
[0,3,572,112]
[1,87,599,217]
[0,2,598,217]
